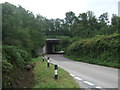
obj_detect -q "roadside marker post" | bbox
[54,64,58,79]
[43,55,45,62]
[40,53,42,56]
[42,56,44,62]
[47,57,50,67]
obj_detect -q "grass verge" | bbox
[32,57,79,88]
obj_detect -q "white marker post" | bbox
[47,57,50,67]
[54,64,58,79]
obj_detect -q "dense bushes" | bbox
[57,36,81,51]
[65,33,120,68]
[2,59,13,73]
[2,45,32,87]
[59,36,72,51]
[2,45,31,69]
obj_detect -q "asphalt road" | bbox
[46,54,119,89]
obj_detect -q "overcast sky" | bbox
[0,0,119,20]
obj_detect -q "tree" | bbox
[111,14,120,33]
[78,13,88,26]
[99,13,109,25]
[65,11,76,25]
[2,2,45,56]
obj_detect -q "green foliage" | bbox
[111,15,120,33]
[42,10,118,38]
[2,46,31,68]
[59,36,72,51]
[2,45,32,87]
[66,33,120,68]
[2,2,45,56]
[2,2,46,88]
[2,59,13,73]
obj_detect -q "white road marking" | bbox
[50,58,52,60]
[83,81,94,86]
[48,56,101,88]
[70,74,75,77]
[74,77,82,80]
[96,86,102,88]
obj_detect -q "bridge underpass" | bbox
[43,39,60,54]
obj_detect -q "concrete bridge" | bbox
[43,38,60,54]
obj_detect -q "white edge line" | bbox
[70,74,75,77]
[84,81,94,86]
[74,77,82,80]
[96,86,102,88]
[49,57,54,60]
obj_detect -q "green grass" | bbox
[32,57,79,88]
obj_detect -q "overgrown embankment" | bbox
[2,46,34,88]
[2,2,45,88]
[65,33,120,68]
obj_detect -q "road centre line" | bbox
[83,81,94,86]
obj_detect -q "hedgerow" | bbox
[66,33,120,68]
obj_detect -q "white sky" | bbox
[0,0,119,20]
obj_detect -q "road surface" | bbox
[46,54,119,89]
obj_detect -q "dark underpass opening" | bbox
[43,39,62,54]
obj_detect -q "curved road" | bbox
[46,54,119,89]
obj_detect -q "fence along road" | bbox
[46,54,119,89]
